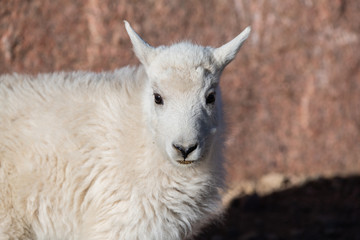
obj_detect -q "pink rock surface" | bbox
[1,0,359,184]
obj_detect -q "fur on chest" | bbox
[77,165,222,240]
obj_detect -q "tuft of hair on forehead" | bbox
[150,42,216,72]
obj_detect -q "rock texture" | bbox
[1,0,359,184]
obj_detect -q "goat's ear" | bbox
[125,21,156,66]
[213,26,251,69]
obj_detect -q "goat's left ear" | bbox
[125,21,156,66]
[213,26,251,69]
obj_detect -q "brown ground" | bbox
[1,1,360,239]
[195,175,360,240]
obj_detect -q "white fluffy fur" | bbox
[0,22,250,240]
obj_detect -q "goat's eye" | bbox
[154,93,163,105]
[206,92,216,105]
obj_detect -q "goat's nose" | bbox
[172,143,198,159]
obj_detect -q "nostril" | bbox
[187,143,198,155]
[173,144,183,152]
[173,143,198,159]
[173,144,186,157]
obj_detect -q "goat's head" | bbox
[125,21,250,166]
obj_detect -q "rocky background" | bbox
[1,0,359,239]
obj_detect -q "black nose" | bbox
[172,143,198,159]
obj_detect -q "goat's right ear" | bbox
[124,21,156,66]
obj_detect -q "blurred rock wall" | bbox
[1,0,359,183]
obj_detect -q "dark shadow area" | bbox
[195,176,360,240]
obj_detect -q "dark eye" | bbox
[206,92,216,105]
[154,93,163,105]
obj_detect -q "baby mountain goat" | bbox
[0,21,250,240]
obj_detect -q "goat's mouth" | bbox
[177,160,195,165]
